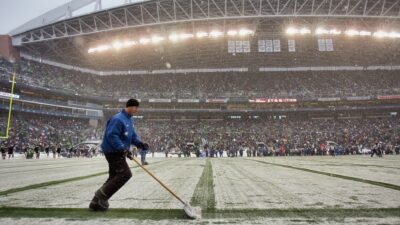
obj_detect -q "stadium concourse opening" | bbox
[0,0,400,224]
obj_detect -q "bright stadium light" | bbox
[359,31,371,36]
[330,29,342,35]
[97,45,111,52]
[286,27,298,35]
[238,29,254,36]
[151,35,165,44]
[139,38,150,45]
[169,33,194,42]
[315,28,342,35]
[196,31,208,38]
[227,30,238,36]
[374,31,400,38]
[315,28,329,35]
[373,31,387,38]
[286,27,310,35]
[112,41,124,50]
[122,40,136,47]
[345,29,360,36]
[299,28,311,34]
[210,30,223,38]
[179,33,194,40]
[168,33,180,42]
[388,31,400,38]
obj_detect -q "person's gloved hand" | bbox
[137,142,149,150]
[124,150,133,160]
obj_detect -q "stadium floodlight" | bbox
[227,30,238,36]
[315,28,341,35]
[97,45,111,52]
[315,28,329,35]
[151,36,165,44]
[329,29,342,35]
[169,33,180,42]
[88,48,96,54]
[299,28,311,34]
[286,27,298,35]
[359,31,371,36]
[196,31,208,38]
[345,29,360,36]
[388,32,400,38]
[112,41,124,50]
[139,38,150,45]
[373,31,388,38]
[180,33,194,40]
[372,31,400,38]
[122,40,136,47]
[209,30,223,38]
[286,27,310,35]
[238,29,254,36]
[169,33,193,42]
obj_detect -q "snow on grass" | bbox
[0,159,108,192]
[0,207,398,224]
[0,158,164,192]
[0,158,205,209]
[256,156,400,186]
[0,215,399,225]
[110,158,205,209]
[212,158,400,209]
[297,155,400,168]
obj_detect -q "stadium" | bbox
[0,0,400,224]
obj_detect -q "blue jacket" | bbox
[101,109,142,153]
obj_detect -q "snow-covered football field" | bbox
[0,155,398,224]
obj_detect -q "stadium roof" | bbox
[9,0,400,70]
[11,0,400,45]
[9,0,150,36]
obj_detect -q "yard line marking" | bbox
[247,159,400,191]
[0,206,398,220]
[0,160,167,196]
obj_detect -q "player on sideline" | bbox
[89,99,149,211]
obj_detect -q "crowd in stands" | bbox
[0,114,96,159]
[1,114,399,159]
[1,58,399,99]
[135,117,400,157]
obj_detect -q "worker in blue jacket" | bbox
[90,98,149,211]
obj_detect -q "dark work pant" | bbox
[99,153,132,199]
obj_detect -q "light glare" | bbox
[210,30,223,38]
[196,32,208,38]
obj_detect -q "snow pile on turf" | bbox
[212,158,400,209]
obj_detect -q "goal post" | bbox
[0,67,16,140]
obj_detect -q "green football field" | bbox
[0,155,398,224]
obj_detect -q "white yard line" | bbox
[213,158,400,209]
[0,158,164,192]
[259,157,400,186]
[285,155,400,168]
[0,158,205,209]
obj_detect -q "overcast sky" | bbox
[0,0,142,35]
[0,0,69,34]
